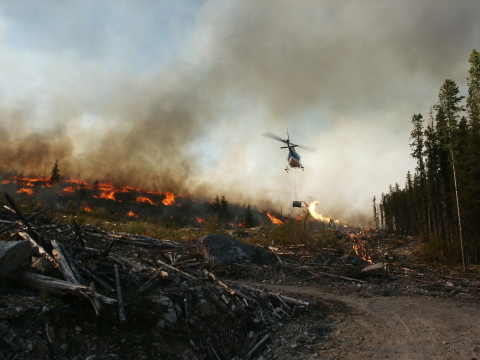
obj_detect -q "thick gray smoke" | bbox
[0,0,478,225]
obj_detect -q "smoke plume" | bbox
[0,0,478,225]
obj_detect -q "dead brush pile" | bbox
[0,198,315,360]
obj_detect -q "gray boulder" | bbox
[200,234,274,266]
[0,240,33,279]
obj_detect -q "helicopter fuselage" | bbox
[263,131,313,172]
[287,148,301,168]
[284,146,304,172]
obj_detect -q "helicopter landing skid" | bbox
[285,166,304,172]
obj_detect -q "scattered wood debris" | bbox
[1,196,479,359]
[0,198,314,359]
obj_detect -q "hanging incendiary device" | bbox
[292,201,307,208]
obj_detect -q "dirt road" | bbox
[251,283,480,360]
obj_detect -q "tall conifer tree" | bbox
[466,49,480,261]
[50,160,61,184]
[434,79,468,270]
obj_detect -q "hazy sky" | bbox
[0,0,479,225]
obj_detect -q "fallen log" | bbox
[51,240,81,284]
[3,195,33,230]
[99,239,115,260]
[156,258,198,281]
[60,246,85,284]
[270,293,289,309]
[90,282,103,316]
[3,194,51,250]
[4,194,51,251]
[204,270,257,304]
[238,283,310,306]
[83,228,192,249]
[0,219,16,225]
[268,246,285,265]
[114,265,126,323]
[18,231,57,268]
[246,333,270,359]
[205,290,228,311]
[11,270,116,306]
[278,294,309,307]
[361,262,385,272]
[72,260,115,292]
[138,274,159,294]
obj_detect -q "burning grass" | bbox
[0,173,351,249]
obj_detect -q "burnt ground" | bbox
[1,208,480,360]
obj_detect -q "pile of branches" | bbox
[0,194,310,359]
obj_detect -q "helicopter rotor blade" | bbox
[297,145,318,152]
[262,132,287,144]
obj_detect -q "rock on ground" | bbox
[0,240,32,279]
[200,234,275,266]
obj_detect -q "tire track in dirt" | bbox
[245,283,480,360]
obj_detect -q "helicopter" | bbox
[262,130,317,172]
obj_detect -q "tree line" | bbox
[374,49,480,271]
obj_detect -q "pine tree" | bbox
[243,205,255,228]
[208,195,230,225]
[467,50,480,127]
[410,114,425,180]
[209,195,222,214]
[435,79,468,270]
[423,115,440,237]
[50,160,61,184]
[372,196,379,230]
[466,49,480,261]
[219,196,230,219]
[405,171,415,234]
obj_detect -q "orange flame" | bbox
[97,182,115,192]
[127,210,139,217]
[65,178,83,185]
[352,243,373,264]
[1,175,187,210]
[162,191,177,206]
[6,176,48,184]
[17,188,34,195]
[136,196,157,206]
[308,201,339,224]
[267,212,284,225]
[119,185,138,193]
[61,186,75,194]
[145,189,162,196]
[82,204,93,212]
[196,217,205,224]
[95,191,120,201]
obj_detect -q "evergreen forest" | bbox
[374,49,480,271]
